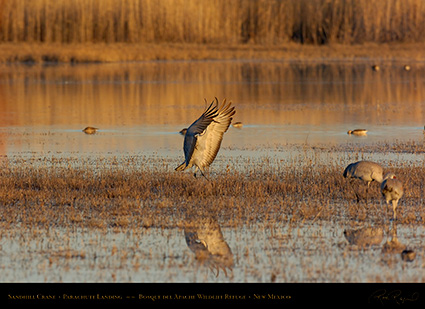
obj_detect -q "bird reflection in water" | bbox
[343,226,384,247]
[381,222,406,254]
[183,216,233,277]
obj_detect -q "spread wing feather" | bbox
[176,98,235,171]
[197,99,235,168]
[177,99,220,169]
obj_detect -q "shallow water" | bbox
[1,61,425,159]
[1,60,425,282]
[1,221,424,282]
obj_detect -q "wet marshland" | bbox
[0,61,425,282]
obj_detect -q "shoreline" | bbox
[2,42,425,64]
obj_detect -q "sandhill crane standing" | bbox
[175,98,235,178]
[381,173,404,221]
[343,161,384,203]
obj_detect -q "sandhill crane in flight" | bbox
[175,98,235,178]
[343,160,384,203]
[381,173,404,221]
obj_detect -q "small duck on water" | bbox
[82,127,98,134]
[232,122,243,129]
[347,129,367,136]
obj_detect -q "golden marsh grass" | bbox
[1,0,425,45]
[1,153,424,232]
[1,0,425,62]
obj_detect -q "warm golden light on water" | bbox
[1,61,424,156]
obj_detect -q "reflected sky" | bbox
[0,60,425,160]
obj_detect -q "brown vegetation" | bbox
[2,42,425,63]
[1,152,424,282]
[1,0,425,62]
[0,154,423,232]
[1,0,424,45]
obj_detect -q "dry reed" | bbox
[1,1,425,62]
[0,154,424,232]
[1,0,424,45]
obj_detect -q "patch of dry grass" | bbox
[1,42,425,63]
[0,155,424,233]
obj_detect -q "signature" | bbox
[369,289,419,305]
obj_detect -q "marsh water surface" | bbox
[1,60,425,282]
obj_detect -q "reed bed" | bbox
[1,0,424,45]
[1,0,425,62]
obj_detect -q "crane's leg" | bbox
[392,200,398,221]
[193,166,210,181]
[199,167,210,181]
[365,182,370,205]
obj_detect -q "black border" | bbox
[1,283,424,306]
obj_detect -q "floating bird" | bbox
[176,98,235,178]
[347,129,367,136]
[401,249,416,262]
[179,128,188,135]
[372,65,380,71]
[343,161,384,203]
[381,173,404,221]
[82,127,98,134]
[404,65,411,71]
[232,122,243,129]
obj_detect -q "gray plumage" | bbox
[343,161,384,203]
[175,98,235,178]
[381,173,404,220]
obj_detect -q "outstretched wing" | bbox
[182,99,220,165]
[196,98,235,168]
